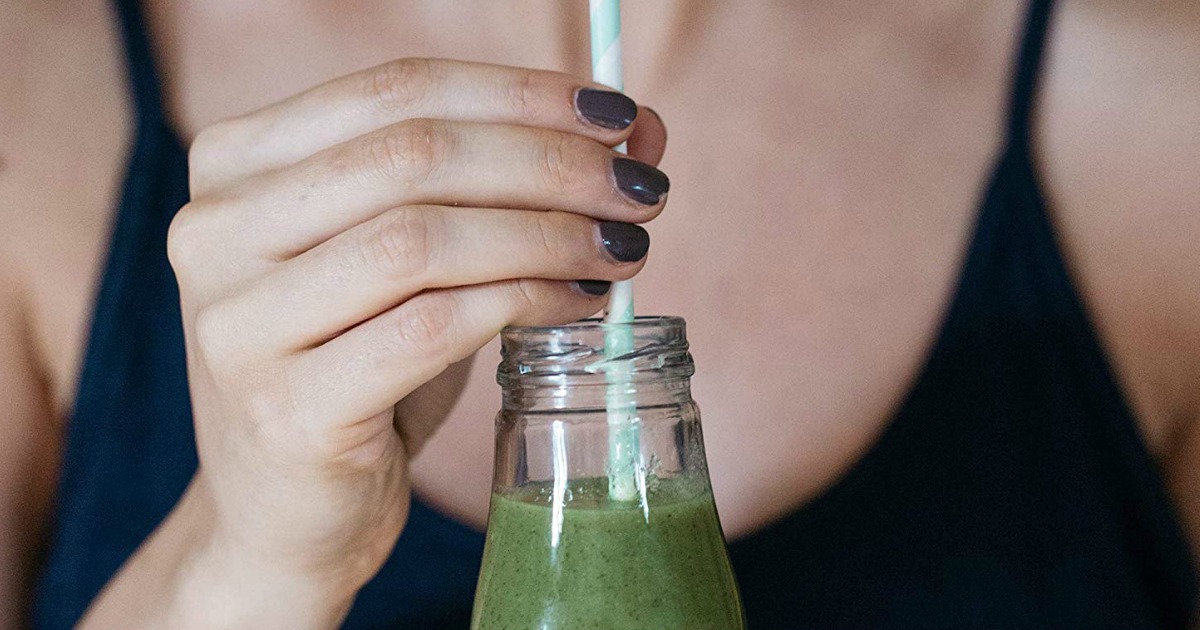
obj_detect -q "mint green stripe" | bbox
[590,0,621,68]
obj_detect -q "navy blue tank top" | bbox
[32,0,1197,627]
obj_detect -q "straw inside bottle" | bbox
[589,0,640,502]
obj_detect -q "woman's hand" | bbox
[80,58,667,629]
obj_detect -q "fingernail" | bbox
[612,157,670,205]
[576,280,613,296]
[598,221,650,262]
[575,88,638,130]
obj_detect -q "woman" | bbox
[1,0,1197,627]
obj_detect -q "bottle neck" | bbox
[497,317,695,413]
[491,317,712,504]
[502,376,694,412]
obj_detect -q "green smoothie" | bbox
[470,477,745,630]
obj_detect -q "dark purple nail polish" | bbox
[576,280,613,296]
[599,222,650,262]
[612,157,670,205]
[575,88,638,130]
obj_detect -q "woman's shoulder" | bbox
[1041,0,1200,555]
[0,0,132,408]
[1040,0,1200,427]
[0,0,131,202]
[0,0,129,140]
[0,0,129,275]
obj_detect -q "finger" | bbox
[190,58,644,192]
[295,280,603,423]
[218,120,669,258]
[627,107,668,167]
[237,206,647,350]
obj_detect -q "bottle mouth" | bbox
[502,315,687,337]
[497,315,694,398]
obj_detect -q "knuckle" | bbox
[502,69,543,120]
[508,278,541,314]
[527,212,574,263]
[234,386,321,463]
[242,385,303,440]
[187,120,245,194]
[365,208,438,278]
[394,294,456,356]
[192,299,272,393]
[365,119,449,187]
[192,300,244,370]
[537,131,587,192]
[365,57,437,114]
[166,203,211,272]
[188,121,234,169]
[242,388,287,428]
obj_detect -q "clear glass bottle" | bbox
[470,317,745,630]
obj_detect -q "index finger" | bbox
[191,58,641,189]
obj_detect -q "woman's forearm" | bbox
[78,476,356,630]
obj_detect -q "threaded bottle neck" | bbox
[497,316,694,412]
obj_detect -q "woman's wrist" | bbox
[79,474,362,629]
[173,548,357,630]
[167,475,363,629]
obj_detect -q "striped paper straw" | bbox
[590,0,640,502]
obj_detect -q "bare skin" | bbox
[1,0,1198,626]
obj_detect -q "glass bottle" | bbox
[470,317,745,630]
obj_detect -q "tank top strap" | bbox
[111,0,168,126]
[1005,0,1057,148]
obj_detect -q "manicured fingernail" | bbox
[598,221,650,262]
[612,157,670,205]
[576,280,613,296]
[575,88,638,130]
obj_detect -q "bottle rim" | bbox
[497,315,693,401]
[502,315,686,337]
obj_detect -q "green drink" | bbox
[471,478,744,629]
[475,318,746,629]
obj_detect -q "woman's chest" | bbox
[26,2,1019,537]
[405,10,1023,534]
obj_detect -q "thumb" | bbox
[626,107,667,166]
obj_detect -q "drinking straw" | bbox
[590,0,640,502]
